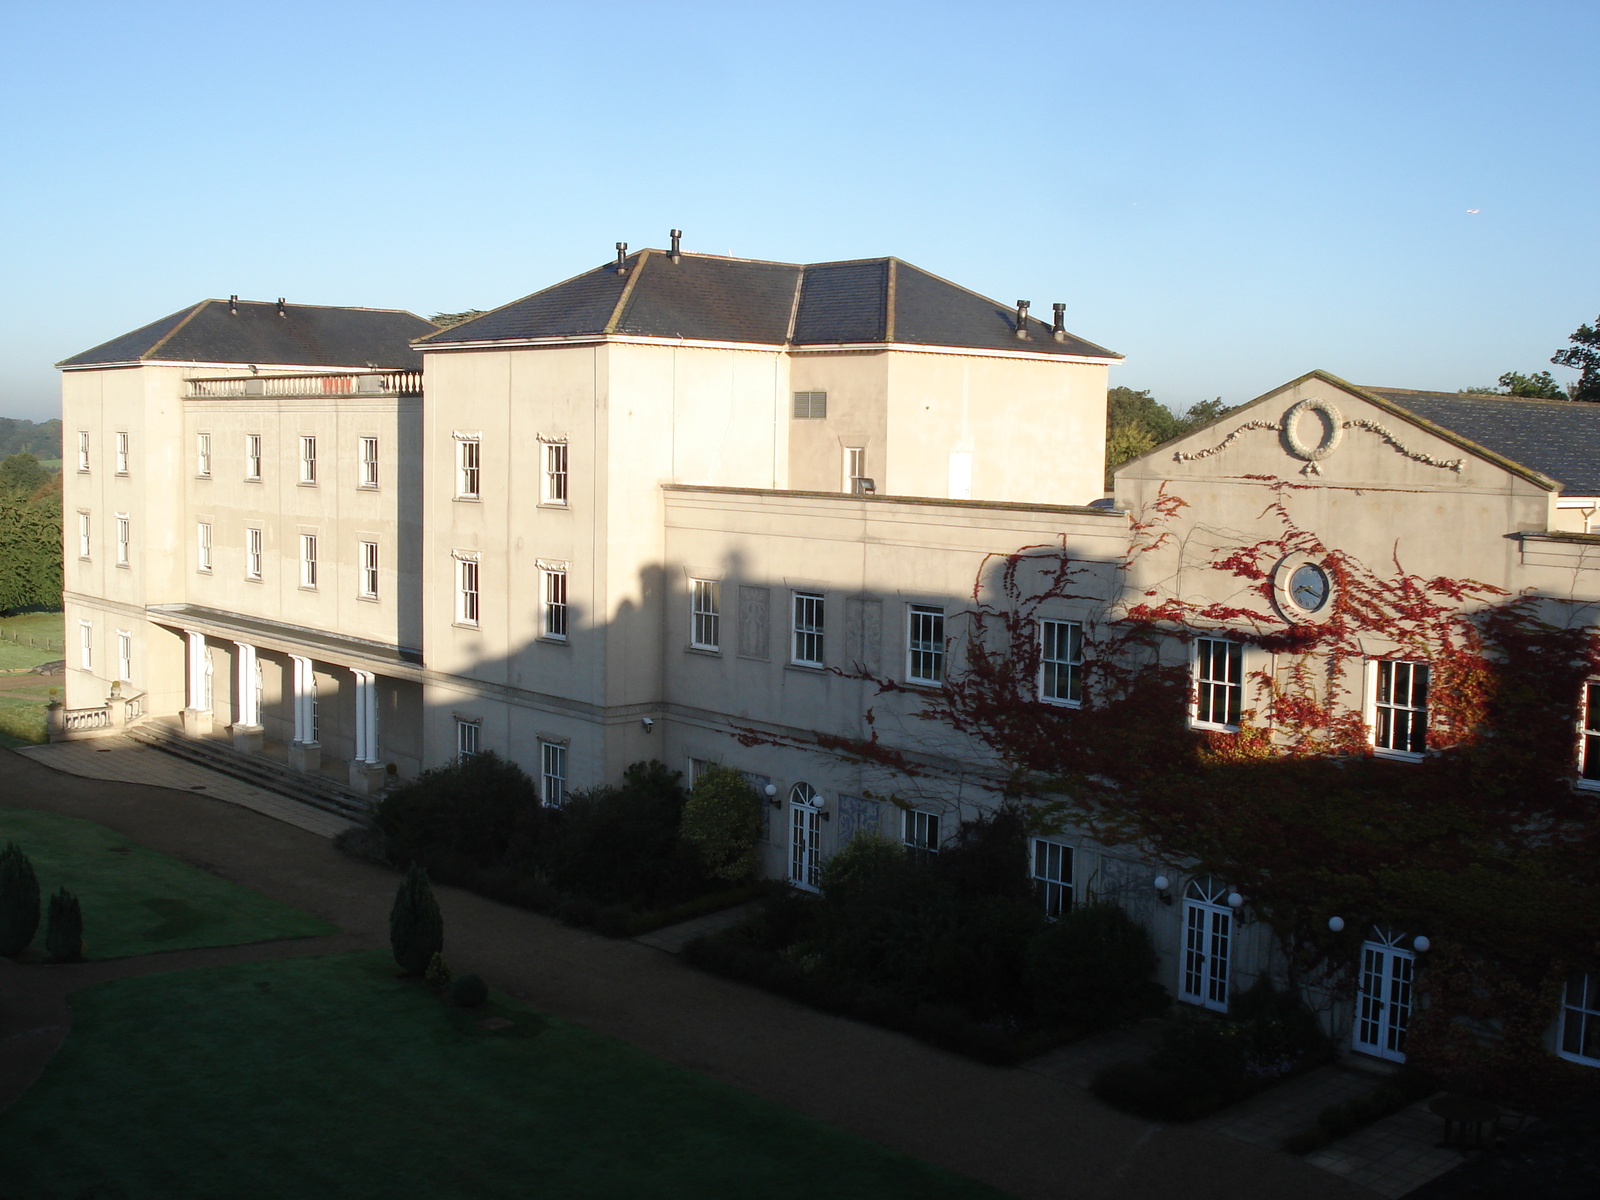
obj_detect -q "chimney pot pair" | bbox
[1016,301,1069,339]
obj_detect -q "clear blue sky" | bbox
[3,1,1596,422]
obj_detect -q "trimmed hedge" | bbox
[1282,1067,1438,1153]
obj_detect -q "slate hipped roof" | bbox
[58,300,436,370]
[1361,386,1600,496]
[415,251,1122,361]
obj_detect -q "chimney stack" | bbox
[277,297,287,317]
[670,229,682,263]
[1014,300,1030,339]
[1052,302,1066,341]
[615,242,628,274]
[229,295,238,315]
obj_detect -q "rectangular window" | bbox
[846,446,868,493]
[1194,638,1243,728]
[1032,839,1074,918]
[542,566,568,639]
[1374,660,1429,755]
[78,621,92,671]
[115,431,129,475]
[77,512,91,560]
[196,432,212,477]
[197,522,212,572]
[246,528,263,580]
[1582,683,1600,786]
[457,438,480,499]
[360,437,379,488]
[359,541,378,598]
[457,558,479,625]
[115,515,130,566]
[791,592,824,665]
[246,434,262,481]
[1041,619,1084,705]
[903,809,940,864]
[541,741,567,806]
[1560,973,1600,1065]
[116,630,132,682]
[543,441,568,505]
[77,430,90,472]
[792,391,827,419]
[300,535,318,589]
[299,436,317,484]
[907,605,945,685]
[691,579,720,650]
[457,720,480,758]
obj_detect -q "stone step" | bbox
[125,721,375,823]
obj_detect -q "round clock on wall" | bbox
[1271,553,1335,623]
[1289,562,1330,613]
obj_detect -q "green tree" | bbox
[1105,388,1237,487]
[0,842,41,956]
[1462,371,1568,399]
[1551,315,1600,402]
[0,452,48,498]
[389,864,443,975]
[679,766,763,882]
[45,888,83,962]
[0,482,62,614]
[428,310,487,330]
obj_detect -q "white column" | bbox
[234,643,259,726]
[290,655,313,744]
[351,669,379,765]
[185,631,208,711]
[365,673,380,765]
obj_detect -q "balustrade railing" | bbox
[61,707,111,733]
[186,371,422,399]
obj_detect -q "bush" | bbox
[424,952,453,990]
[543,762,702,905]
[679,766,762,882]
[451,973,488,1008]
[45,887,83,962]
[376,751,545,867]
[0,841,41,956]
[930,804,1033,904]
[1026,902,1166,1029]
[332,823,392,866]
[389,864,443,976]
[1091,1061,1222,1121]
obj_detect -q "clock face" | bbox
[1289,563,1330,612]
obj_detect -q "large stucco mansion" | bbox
[56,240,1600,1068]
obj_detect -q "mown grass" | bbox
[0,608,65,671]
[0,680,54,746]
[0,951,1009,1200]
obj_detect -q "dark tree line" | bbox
[0,452,62,614]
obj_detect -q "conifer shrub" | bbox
[389,864,443,976]
[44,887,82,962]
[1025,902,1167,1029]
[424,951,453,990]
[678,766,762,883]
[0,841,41,956]
[451,973,488,1008]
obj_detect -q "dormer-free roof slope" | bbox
[416,251,1121,360]
[58,300,436,370]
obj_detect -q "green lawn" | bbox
[0,951,1006,1200]
[0,679,54,745]
[0,806,335,958]
[0,608,65,671]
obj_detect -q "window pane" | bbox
[793,593,824,664]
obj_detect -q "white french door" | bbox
[1181,877,1232,1012]
[789,784,822,892]
[1354,933,1415,1062]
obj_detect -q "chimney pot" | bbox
[229,295,238,315]
[615,242,628,275]
[670,229,682,263]
[1052,302,1066,341]
[1015,300,1030,339]
[277,297,287,317]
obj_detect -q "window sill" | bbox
[538,635,570,646]
[686,644,722,657]
[115,563,131,571]
[1372,748,1424,762]
[77,557,91,563]
[197,568,212,576]
[1556,1049,1600,1068]
[1576,778,1600,792]
[245,477,262,484]
[298,586,318,593]
[357,593,379,603]
[358,484,379,491]
[904,679,944,691]
[245,576,263,584]
[114,472,128,478]
[1040,696,1083,709]
[196,475,212,482]
[1190,720,1239,733]
[453,622,480,631]
[787,660,826,672]
[539,501,570,510]
[297,481,318,488]
[455,496,481,503]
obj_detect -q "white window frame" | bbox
[456,556,480,626]
[457,437,481,499]
[77,430,90,472]
[115,514,130,567]
[540,741,567,806]
[1559,972,1600,1066]
[115,431,129,475]
[116,629,132,682]
[359,437,379,488]
[456,719,480,758]
[77,512,91,560]
[1031,838,1074,917]
[359,540,379,598]
[196,432,212,478]
[245,434,262,481]
[791,591,824,666]
[245,527,263,581]
[1580,681,1600,790]
[299,534,318,589]
[78,620,92,671]
[690,579,720,650]
[1040,619,1084,706]
[1181,876,1233,1013]
[197,522,212,573]
[906,605,945,685]
[1191,637,1243,731]
[903,808,940,863]
[792,391,827,419]
[542,440,568,506]
[789,782,822,891]
[845,446,867,493]
[541,564,568,640]
[1367,658,1429,760]
[1354,929,1416,1063]
[299,435,317,484]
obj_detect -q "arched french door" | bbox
[1354,927,1415,1062]
[1181,876,1232,1012]
[789,783,822,892]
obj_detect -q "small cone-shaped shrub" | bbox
[390,864,443,976]
[424,951,453,990]
[0,841,41,956]
[45,888,84,962]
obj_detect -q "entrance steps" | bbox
[126,717,375,824]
